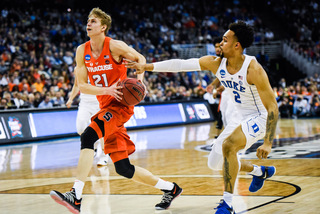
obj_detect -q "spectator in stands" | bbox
[0,59,8,73]
[2,92,15,108]
[24,93,35,108]
[38,95,53,108]
[293,95,309,118]
[0,97,8,109]
[33,92,42,108]
[12,92,24,108]
[32,78,44,93]
[310,93,320,116]
[51,91,65,107]
[278,96,293,118]
[0,72,8,86]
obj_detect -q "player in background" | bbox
[206,37,224,143]
[66,75,109,166]
[50,8,182,214]
[206,37,240,144]
[126,21,278,214]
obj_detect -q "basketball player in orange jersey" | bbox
[50,8,182,214]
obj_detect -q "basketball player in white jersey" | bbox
[126,21,279,214]
[66,76,109,166]
[206,37,240,144]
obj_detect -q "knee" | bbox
[207,143,223,170]
[222,138,237,156]
[114,158,135,179]
[80,127,99,150]
[222,137,245,156]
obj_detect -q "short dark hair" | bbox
[212,37,222,45]
[229,21,254,49]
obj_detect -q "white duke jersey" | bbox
[215,54,267,119]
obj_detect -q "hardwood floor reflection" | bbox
[0,118,320,213]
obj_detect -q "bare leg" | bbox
[222,126,246,193]
[240,160,254,172]
[132,166,159,186]
[76,149,95,182]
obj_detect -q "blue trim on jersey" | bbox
[249,86,261,115]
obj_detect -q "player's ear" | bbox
[235,42,241,49]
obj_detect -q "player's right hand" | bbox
[66,100,72,108]
[107,79,123,101]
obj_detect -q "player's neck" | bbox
[90,34,106,52]
[226,54,245,73]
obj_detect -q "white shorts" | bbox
[208,114,266,170]
[76,100,100,135]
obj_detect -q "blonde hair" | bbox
[88,8,112,34]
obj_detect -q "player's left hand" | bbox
[123,59,145,74]
[256,143,272,159]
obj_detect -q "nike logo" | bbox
[75,201,81,205]
[172,186,176,194]
[85,61,90,63]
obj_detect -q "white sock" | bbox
[249,165,263,176]
[223,191,233,208]
[72,179,85,200]
[154,179,174,191]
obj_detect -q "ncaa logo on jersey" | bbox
[85,54,91,61]
[220,69,226,78]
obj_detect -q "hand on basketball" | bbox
[107,79,123,101]
[256,143,272,159]
[123,59,145,74]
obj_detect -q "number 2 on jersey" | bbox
[233,91,241,103]
[92,73,108,87]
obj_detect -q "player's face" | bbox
[214,43,221,56]
[219,30,238,58]
[86,15,105,37]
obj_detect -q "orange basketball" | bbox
[118,78,145,106]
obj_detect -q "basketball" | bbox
[118,78,145,106]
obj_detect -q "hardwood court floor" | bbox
[0,118,320,214]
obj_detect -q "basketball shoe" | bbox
[249,165,276,192]
[97,154,108,166]
[50,188,81,214]
[214,199,236,214]
[155,182,183,210]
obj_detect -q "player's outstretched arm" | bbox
[249,61,279,159]
[125,55,219,74]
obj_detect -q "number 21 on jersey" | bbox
[92,74,108,87]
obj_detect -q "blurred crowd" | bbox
[270,0,320,65]
[276,74,320,118]
[0,0,318,119]
[0,0,269,110]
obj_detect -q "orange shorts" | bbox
[89,105,135,163]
